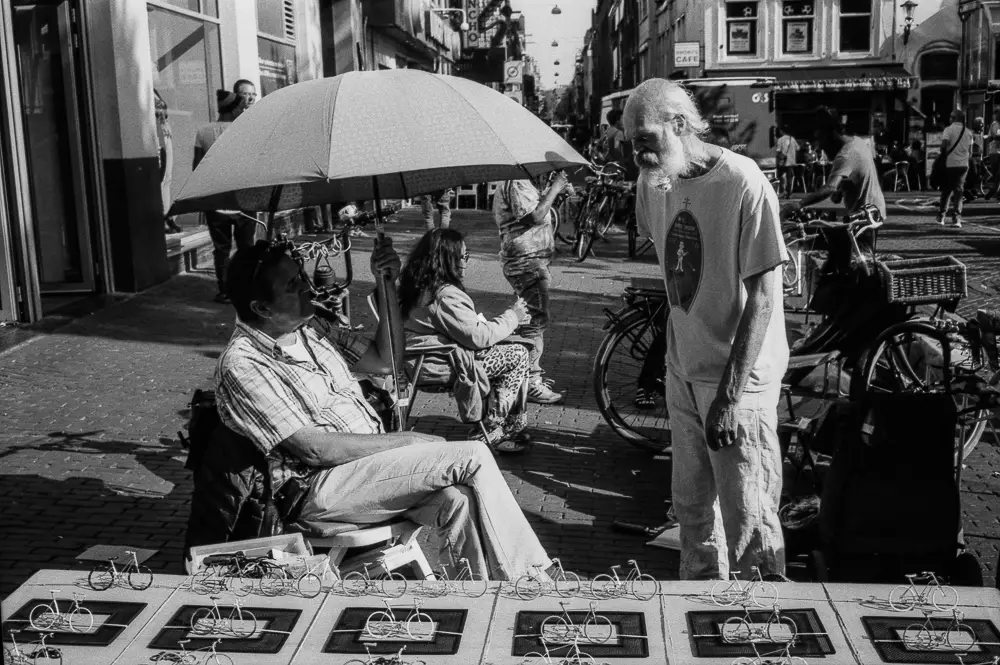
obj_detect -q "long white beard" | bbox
[637,132,692,192]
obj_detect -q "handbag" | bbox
[930,126,965,189]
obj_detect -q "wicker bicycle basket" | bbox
[877,256,967,304]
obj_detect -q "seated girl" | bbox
[399,229,533,455]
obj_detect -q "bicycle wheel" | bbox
[227,575,254,597]
[589,574,619,599]
[630,574,658,601]
[379,572,407,598]
[88,564,114,591]
[709,581,740,607]
[930,585,959,611]
[460,574,488,598]
[540,616,572,643]
[406,610,434,640]
[722,617,751,644]
[229,609,257,638]
[258,567,291,597]
[6,647,30,665]
[948,621,978,651]
[514,574,543,600]
[575,200,605,263]
[593,306,671,453]
[905,623,933,650]
[596,194,618,238]
[751,582,778,608]
[364,611,394,638]
[574,651,598,665]
[767,615,798,643]
[189,608,216,635]
[128,565,153,590]
[627,216,638,258]
[583,614,614,644]
[554,571,581,598]
[207,654,235,665]
[782,249,800,292]
[519,652,546,664]
[29,604,57,630]
[69,607,94,633]
[557,196,582,245]
[853,321,988,461]
[341,572,367,597]
[888,585,918,612]
[297,573,323,599]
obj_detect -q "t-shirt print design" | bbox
[664,201,703,313]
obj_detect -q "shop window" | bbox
[257,0,297,97]
[256,0,295,40]
[919,52,959,80]
[839,0,871,53]
[156,0,218,18]
[782,0,814,55]
[725,2,758,57]
[147,4,223,222]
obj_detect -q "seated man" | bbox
[215,238,553,580]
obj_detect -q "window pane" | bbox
[783,18,812,53]
[258,37,298,97]
[727,2,758,19]
[256,0,286,37]
[783,0,814,17]
[841,0,870,14]
[727,19,756,55]
[147,6,223,228]
[839,16,870,51]
[919,53,959,80]
[157,0,200,13]
[202,0,218,17]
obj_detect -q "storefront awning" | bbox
[706,65,915,94]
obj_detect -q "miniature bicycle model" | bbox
[364,599,433,640]
[518,637,598,665]
[888,571,959,612]
[189,595,257,638]
[590,559,658,601]
[4,630,62,665]
[730,638,808,665]
[722,605,797,644]
[514,558,583,599]
[541,601,613,645]
[340,560,407,598]
[149,638,234,665]
[294,555,336,599]
[710,567,778,608]
[904,609,977,651]
[421,557,487,598]
[88,549,153,590]
[344,645,427,665]
[29,590,93,633]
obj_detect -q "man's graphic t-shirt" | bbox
[636,149,789,391]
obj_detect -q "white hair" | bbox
[623,79,709,137]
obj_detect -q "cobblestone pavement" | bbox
[1,206,998,600]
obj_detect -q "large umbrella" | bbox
[169,70,588,215]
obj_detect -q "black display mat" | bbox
[2,599,146,647]
[686,609,835,659]
[512,611,650,658]
[862,616,1000,664]
[148,605,300,653]
[323,607,468,655]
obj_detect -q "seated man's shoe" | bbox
[528,379,564,405]
[213,292,231,304]
[634,387,656,410]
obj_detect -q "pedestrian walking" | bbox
[492,174,573,405]
[966,117,986,202]
[625,78,789,581]
[985,109,1000,199]
[155,89,182,234]
[936,109,971,228]
[194,89,257,304]
[421,189,455,229]
[775,127,799,199]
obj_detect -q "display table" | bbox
[3,570,999,664]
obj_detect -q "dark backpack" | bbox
[178,389,220,472]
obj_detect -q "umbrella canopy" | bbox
[169,70,588,215]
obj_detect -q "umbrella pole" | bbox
[265,184,283,241]
[371,180,404,432]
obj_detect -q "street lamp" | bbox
[551,40,559,47]
[551,4,562,14]
[429,7,469,32]
[901,0,918,45]
[554,60,560,65]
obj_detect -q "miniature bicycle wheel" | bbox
[630,574,658,601]
[227,576,254,597]
[69,607,94,633]
[709,581,740,607]
[574,650,598,664]
[229,609,257,638]
[722,617,751,644]
[406,609,434,640]
[767,615,798,643]
[589,574,620,600]
[583,614,614,644]
[514,574,543,600]
[930,585,959,612]
[364,611,394,638]
[341,572,368,597]
[420,575,449,597]
[258,568,291,597]
[460,574,488,598]
[379,572,407,598]
[189,608,216,635]
[128,565,154,590]
[947,620,978,651]
[206,653,235,665]
[751,582,778,608]
[88,564,115,591]
[28,604,57,630]
[888,585,919,612]
[554,571,581,598]
[905,623,934,650]
[297,573,323,599]
[518,652,546,664]
[149,652,185,662]
[540,616,572,644]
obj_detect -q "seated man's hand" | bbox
[371,236,401,282]
[779,200,801,220]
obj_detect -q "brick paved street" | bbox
[1,204,999,600]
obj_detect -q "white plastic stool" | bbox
[290,518,434,580]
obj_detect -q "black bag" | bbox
[179,389,220,472]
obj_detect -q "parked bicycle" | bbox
[710,567,778,608]
[888,571,959,612]
[4,631,62,665]
[364,599,433,640]
[567,162,631,262]
[541,601,613,645]
[29,590,93,633]
[189,595,257,639]
[904,609,976,651]
[589,559,658,601]
[420,557,487,598]
[340,560,406,598]
[88,549,153,591]
[514,558,582,599]
[149,638,233,665]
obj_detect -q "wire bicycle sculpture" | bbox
[418,557,488,598]
[29,590,93,633]
[709,567,779,608]
[903,609,978,652]
[589,560,658,601]
[513,558,583,600]
[363,599,434,641]
[721,604,798,645]
[888,571,959,612]
[540,601,614,645]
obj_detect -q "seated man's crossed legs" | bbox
[297,440,550,580]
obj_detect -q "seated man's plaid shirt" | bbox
[215,316,383,492]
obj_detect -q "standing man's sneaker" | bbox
[948,216,963,229]
[935,213,946,225]
[528,379,564,404]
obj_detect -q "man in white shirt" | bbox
[937,109,972,228]
[624,78,788,581]
[775,127,799,199]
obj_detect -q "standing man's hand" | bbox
[705,395,740,450]
[371,236,401,282]
[551,170,570,193]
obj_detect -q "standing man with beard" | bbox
[623,79,789,581]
